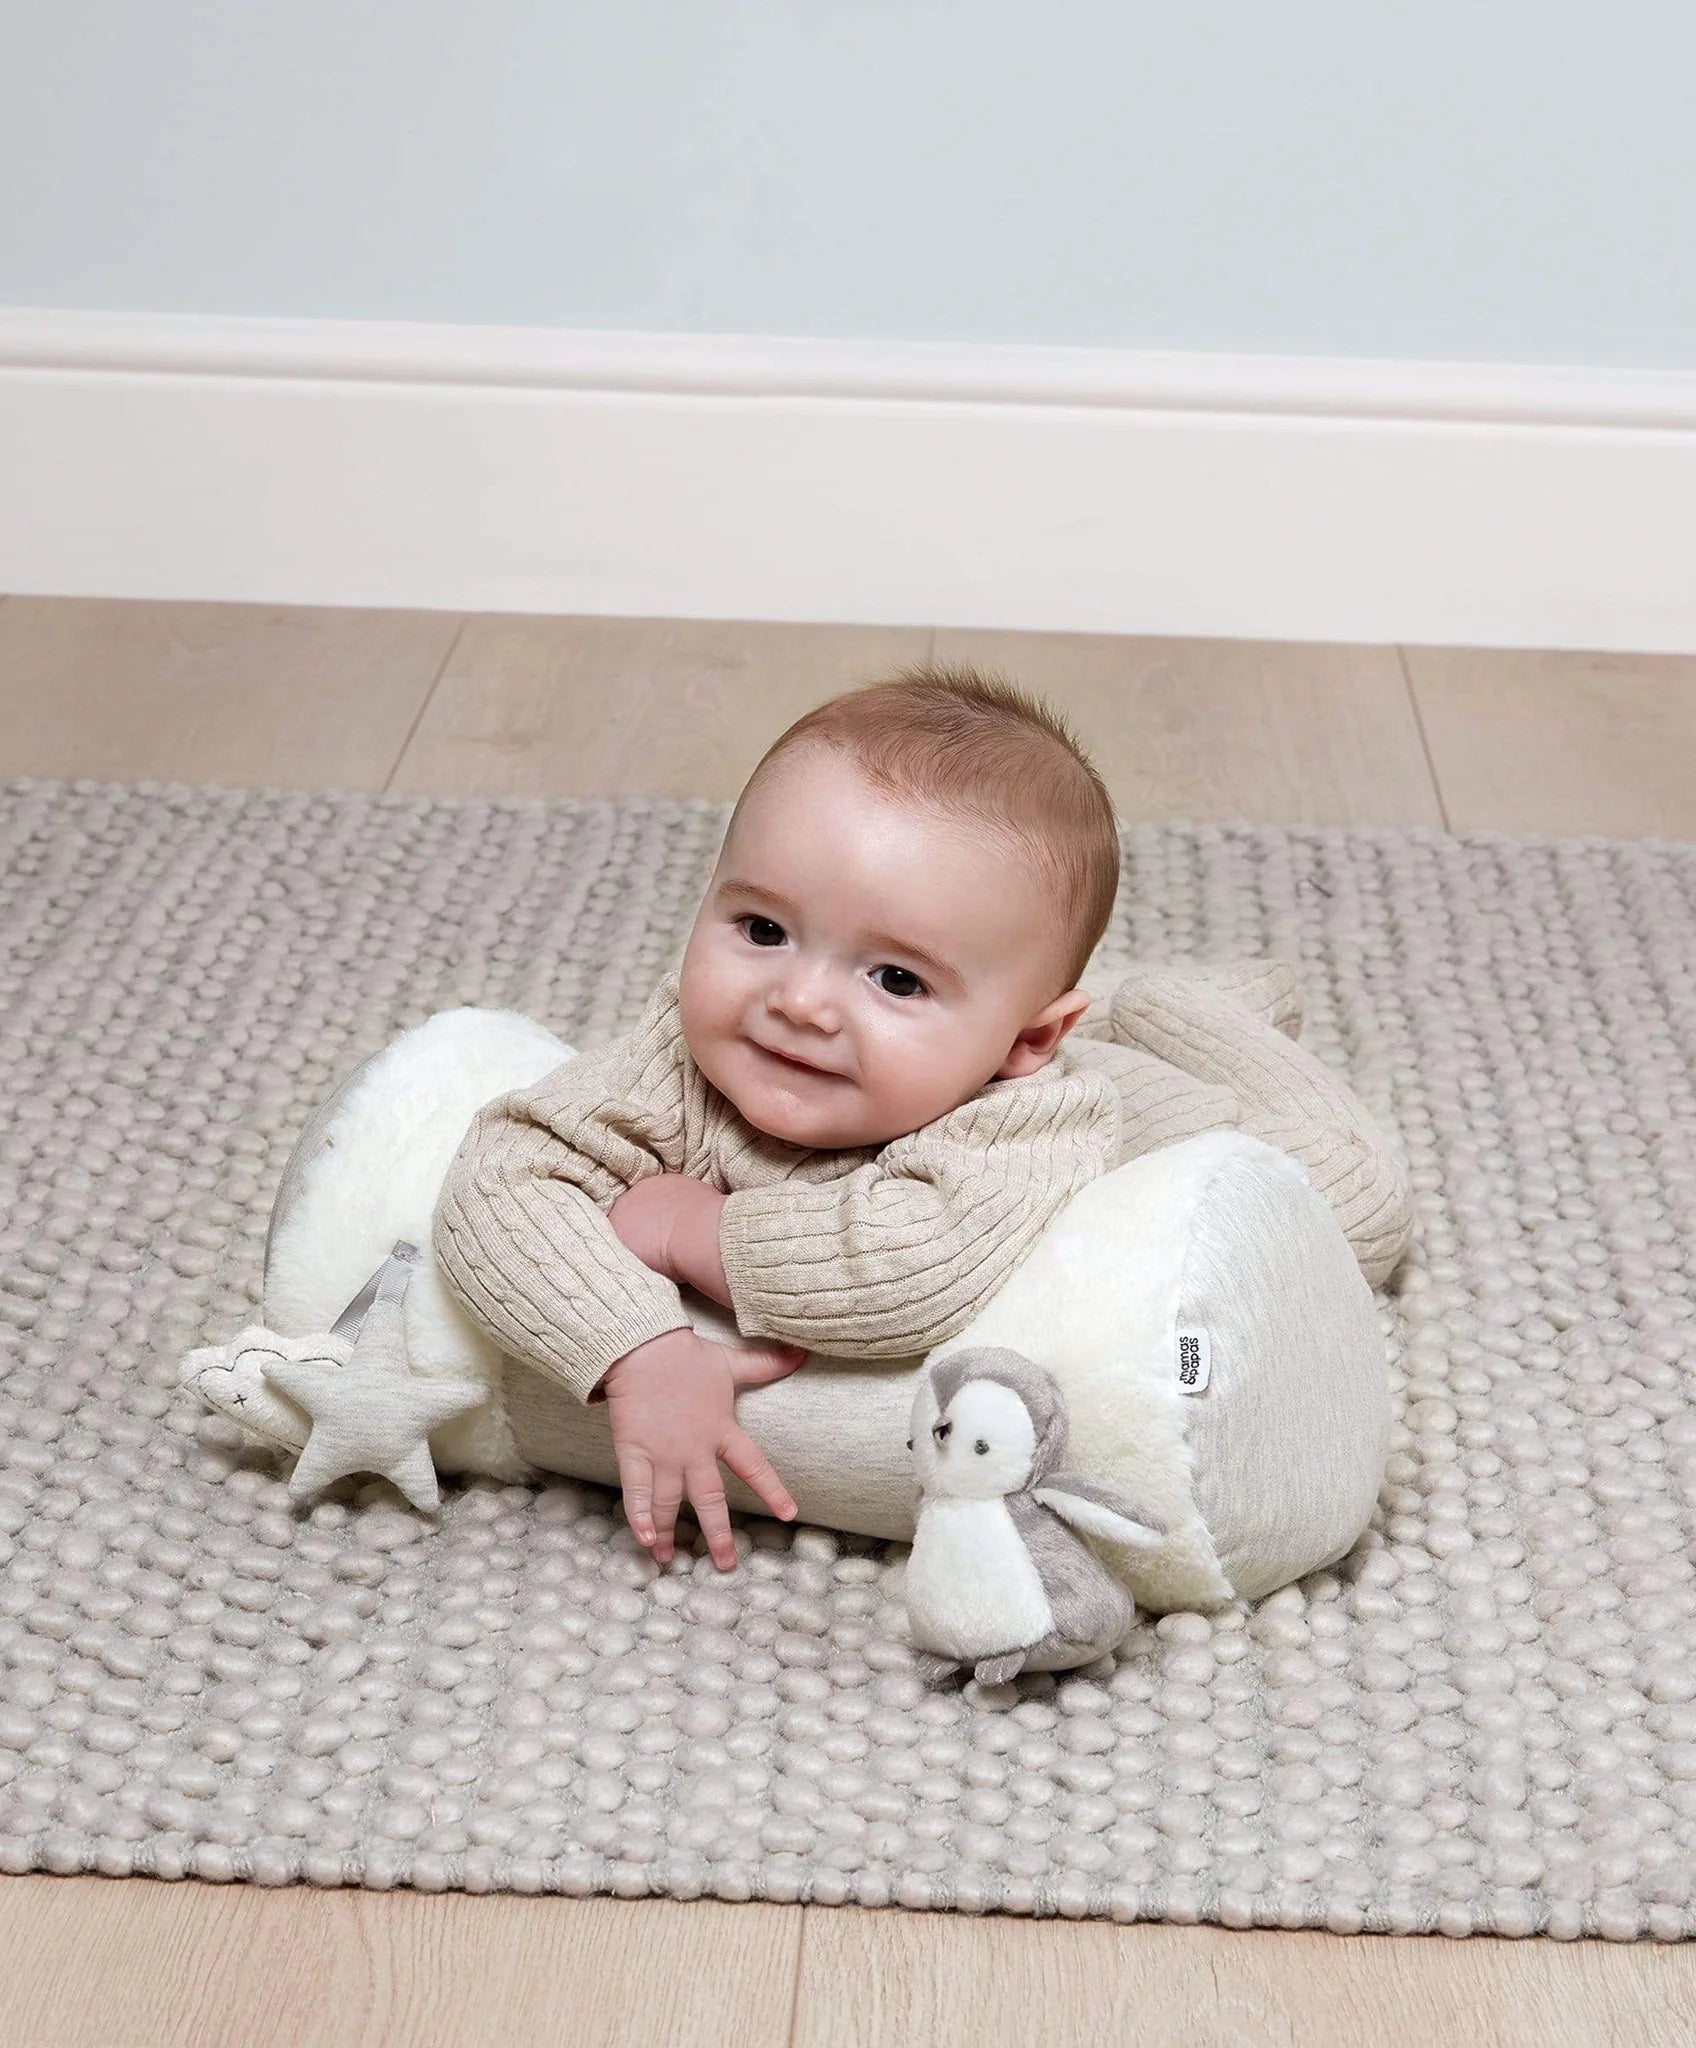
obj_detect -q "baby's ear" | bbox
[995,988,1093,1079]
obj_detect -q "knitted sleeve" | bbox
[1105,965,1414,1289]
[716,1068,1121,1357]
[431,982,696,1402]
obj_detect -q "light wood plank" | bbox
[387,614,933,800]
[934,628,1444,826]
[0,596,463,792]
[1403,645,1696,838]
[793,1907,1696,2048]
[0,1876,801,2048]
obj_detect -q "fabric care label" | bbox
[1175,1327,1212,1394]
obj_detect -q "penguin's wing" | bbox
[1033,1472,1168,1553]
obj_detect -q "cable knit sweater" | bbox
[432,959,1412,1403]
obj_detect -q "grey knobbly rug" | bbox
[2,777,1693,1941]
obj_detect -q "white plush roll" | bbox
[263,1005,572,1485]
[264,1010,1392,1613]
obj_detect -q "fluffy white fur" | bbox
[263,1006,572,1481]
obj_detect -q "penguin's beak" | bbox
[932,1419,953,1443]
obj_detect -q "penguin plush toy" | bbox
[903,1347,1170,1686]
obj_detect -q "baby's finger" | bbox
[684,1465,739,1572]
[727,1342,809,1392]
[720,1425,798,1524]
[649,1465,685,1566]
[614,1446,656,1552]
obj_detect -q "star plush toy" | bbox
[181,1241,486,1513]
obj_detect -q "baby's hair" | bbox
[731,663,1121,989]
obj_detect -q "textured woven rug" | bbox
[1,777,1693,1941]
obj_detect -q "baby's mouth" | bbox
[752,1039,839,1079]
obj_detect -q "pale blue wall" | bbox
[3,2,1693,368]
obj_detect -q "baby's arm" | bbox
[607,1171,735,1306]
[432,1038,697,1400]
[433,1043,802,1567]
[710,1069,1121,1358]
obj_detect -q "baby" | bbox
[433,665,1408,1573]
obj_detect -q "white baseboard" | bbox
[3,307,1695,650]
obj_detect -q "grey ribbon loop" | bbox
[330,1240,421,1338]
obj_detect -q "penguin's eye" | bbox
[974,1439,989,1455]
[905,1438,913,1451]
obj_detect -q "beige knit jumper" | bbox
[431,959,1412,1403]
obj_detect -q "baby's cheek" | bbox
[861,1046,960,1133]
[678,961,739,1059]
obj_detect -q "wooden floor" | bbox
[2,596,1694,2048]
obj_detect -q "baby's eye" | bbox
[737,915,786,947]
[974,1439,989,1455]
[871,964,927,1000]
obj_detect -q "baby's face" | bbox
[678,747,1087,1148]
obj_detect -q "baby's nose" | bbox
[772,970,841,1027]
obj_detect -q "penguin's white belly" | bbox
[905,1498,1054,1659]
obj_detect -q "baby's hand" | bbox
[608,1172,732,1307]
[599,1327,804,1569]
